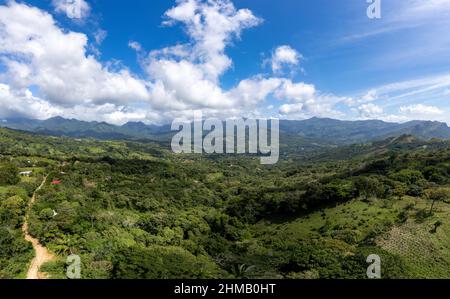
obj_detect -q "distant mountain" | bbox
[1,116,450,146]
[0,117,169,141]
[279,117,450,144]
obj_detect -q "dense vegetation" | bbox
[0,158,41,278]
[1,127,450,279]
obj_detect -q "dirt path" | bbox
[22,175,55,279]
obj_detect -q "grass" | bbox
[376,197,450,278]
[253,197,405,243]
[252,195,450,278]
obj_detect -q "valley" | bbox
[1,123,450,279]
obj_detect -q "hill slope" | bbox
[1,127,450,278]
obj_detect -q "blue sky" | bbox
[0,0,449,124]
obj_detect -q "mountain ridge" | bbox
[1,116,450,145]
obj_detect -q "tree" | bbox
[354,176,384,200]
[0,162,20,186]
[0,195,26,227]
[39,208,55,221]
[322,180,357,204]
[425,189,448,215]
[390,170,425,186]
[423,166,447,184]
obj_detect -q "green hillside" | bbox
[1,127,450,279]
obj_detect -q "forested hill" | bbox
[1,126,450,279]
[2,116,450,145]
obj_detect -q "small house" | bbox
[19,171,32,176]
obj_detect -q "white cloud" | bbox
[0,82,161,124]
[347,74,450,122]
[52,0,91,19]
[128,41,143,52]
[147,59,235,110]
[140,0,333,118]
[270,45,302,73]
[275,81,316,102]
[230,77,283,106]
[0,0,352,124]
[361,89,378,102]
[0,83,61,119]
[399,104,444,115]
[93,29,107,45]
[138,0,267,113]
[279,93,347,120]
[162,0,261,81]
[0,2,150,123]
[279,103,304,114]
[356,74,450,114]
[357,103,383,119]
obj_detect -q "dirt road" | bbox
[22,175,55,279]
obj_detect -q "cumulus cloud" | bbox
[275,81,315,102]
[275,81,348,119]
[0,83,61,119]
[377,104,447,123]
[357,103,383,119]
[361,89,378,102]
[0,82,160,124]
[279,103,304,114]
[0,0,350,124]
[0,2,150,122]
[278,93,347,120]
[349,73,450,122]
[270,45,302,73]
[128,0,266,114]
[162,0,262,81]
[52,0,90,19]
[230,77,283,106]
[352,101,446,124]
[141,0,331,116]
[399,104,444,115]
[128,41,143,52]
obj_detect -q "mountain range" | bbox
[1,116,450,145]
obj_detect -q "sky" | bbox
[0,0,449,125]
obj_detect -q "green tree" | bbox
[0,162,20,186]
[39,208,55,221]
[390,170,425,186]
[425,189,449,215]
[354,176,384,200]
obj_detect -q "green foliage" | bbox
[39,208,54,221]
[425,188,449,214]
[0,202,33,278]
[112,245,223,279]
[0,162,20,186]
[390,170,426,186]
[1,127,450,279]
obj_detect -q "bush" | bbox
[390,170,425,186]
[0,162,20,186]
[112,245,223,279]
[39,208,55,220]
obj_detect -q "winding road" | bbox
[22,175,55,279]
